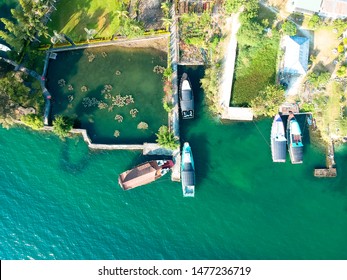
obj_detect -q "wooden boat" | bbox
[270,114,287,162]
[179,73,194,119]
[181,142,195,197]
[287,112,303,164]
[118,160,174,190]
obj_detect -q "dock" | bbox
[314,140,337,177]
[314,168,337,177]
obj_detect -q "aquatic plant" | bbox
[115,70,122,76]
[68,95,74,102]
[153,65,166,74]
[108,105,114,112]
[58,79,66,87]
[98,102,108,109]
[112,95,126,107]
[67,84,74,91]
[82,97,100,107]
[125,95,134,105]
[104,84,113,92]
[115,114,123,122]
[114,130,120,137]
[101,52,107,58]
[130,108,139,118]
[87,52,96,62]
[137,122,148,130]
[81,86,88,92]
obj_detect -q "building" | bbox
[320,0,347,18]
[283,36,310,76]
[289,0,322,14]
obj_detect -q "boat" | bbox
[118,160,174,190]
[179,73,194,119]
[287,112,303,164]
[181,142,195,197]
[270,114,287,163]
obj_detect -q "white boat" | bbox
[179,73,194,119]
[270,114,287,162]
[181,142,195,197]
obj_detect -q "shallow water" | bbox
[46,46,167,144]
[1,65,347,260]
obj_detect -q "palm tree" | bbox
[155,125,179,150]
[84,28,97,41]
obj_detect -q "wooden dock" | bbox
[314,168,337,177]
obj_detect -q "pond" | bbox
[46,45,168,144]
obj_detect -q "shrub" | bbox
[281,21,297,36]
[308,14,322,29]
[155,125,179,150]
[21,114,44,130]
[53,115,73,138]
[250,85,285,117]
[336,65,347,77]
[337,44,345,53]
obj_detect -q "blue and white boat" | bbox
[287,113,303,164]
[181,142,195,197]
[271,114,287,163]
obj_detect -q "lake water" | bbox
[1,65,347,259]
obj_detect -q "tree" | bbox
[237,21,264,47]
[155,125,179,150]
[53,115,73,138]
[281,20,297,36]
[250,85,285,117]
[336,65,347,77]
[307,71,331,88]
[308,14,322,29]
[84,28,97,41]
[21,113,44,130]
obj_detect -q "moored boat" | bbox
[181,142,195,197]
[287,112,303,164]
[118,160,174,190]
[179,73,194,119]
[271,114,287,162]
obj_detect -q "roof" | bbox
[272,140,287,162]
[119,161,160,190]
[320,0,347,17]
[283,36,310,76]
[293,0,322,13]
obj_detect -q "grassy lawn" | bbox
[231,33,280,106]
[47,0,130,42]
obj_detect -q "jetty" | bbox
[314,168,337,177]
[314,140,337,178]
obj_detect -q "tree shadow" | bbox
[59,137,91,174]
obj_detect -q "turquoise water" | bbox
[1,66,347,260]
[46,46,167,144]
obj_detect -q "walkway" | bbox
[169,3,181,182]
[219,14,240,110]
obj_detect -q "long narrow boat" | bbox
[181,142,195,197]
[287,112,303,164]
[118,160,174,190]
[271,114,287,162]
[179,73,194,119]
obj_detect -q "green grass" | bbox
[47,0,130,42]
[231,32,280,106]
